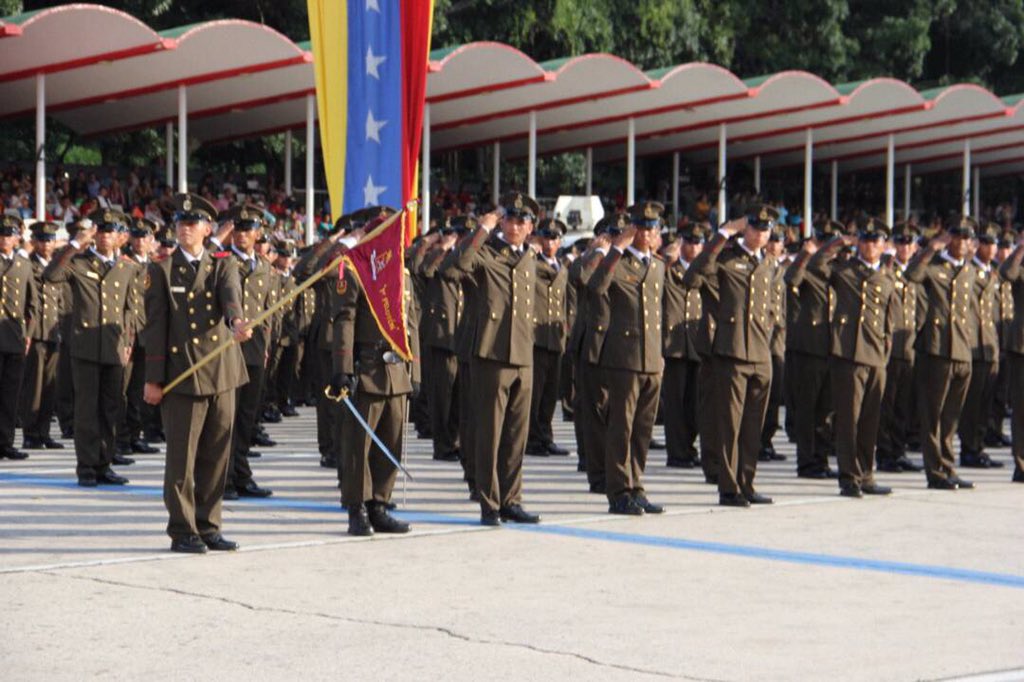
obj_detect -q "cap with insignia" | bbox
[768,223,787,242]
[30,220,59,241]
[88,209,130,233]
[536,218,568,239]
[890,221,919,244]
[273,239,298,258]
[746,204,780,231]
[155,225,177,248]
[173,192,217,223]
[129,218,156,238]
[442,215,477,235]
[856,215,890,241]
[998,228,1018,249]
[628,201,665,229]
[0,214,24,236]
[677,223,709,244]
[976,220,999,245]
[947,215,978,238]
[813,218,844,240]
[499,192,539,221]
[218,204,264,231]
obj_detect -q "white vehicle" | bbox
[551,195,604,234]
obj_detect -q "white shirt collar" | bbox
[940,250,965,268]
[180,247,205,265]
[231,244,256,262]
[737,239,763,262]
[857,256,881,271]
[497,233,523,253]
[972,256,992,273]
[89,247,115,265]
[627,245,652,262]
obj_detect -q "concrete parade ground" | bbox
[1,407,1022,681]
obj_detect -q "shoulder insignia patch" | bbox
[213,251,230,259]
[337,277,347,295]
[143,272,151,291]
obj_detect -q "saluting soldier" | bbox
[784,220,840,479]
[661,223,706,468]
[268,240,303,418]
[451,192,542,526]
[760,224,789,462]
[327,214,419,536]
[809,217,895,497]
[526,218,570,457]
[988,229,1016,449]
[55,220,91,439]
[44,209,138,485]
[0,215,35,460]
[219,205,274,500]
[876,222,924,472]
[687,207,778,507]
[419,220,467,462]
[905,218,979,490]
[997,232,1024,483]
[957,221,1004,469]
[20,221,63,451]
[142,192,250,553]
[587,202,666,515]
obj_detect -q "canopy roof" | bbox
[1,4,1021,177]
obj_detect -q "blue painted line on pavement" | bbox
[3,472,1023,589]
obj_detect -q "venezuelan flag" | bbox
[307,0,434,243]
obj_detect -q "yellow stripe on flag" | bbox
[307,0,347,219]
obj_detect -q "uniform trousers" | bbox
[162,390,235,540]
[598,367,660,498]
[958,359,998,456]
[71,358,123,478]
[339,389,404,506]
[19,341,57,441]
[876,357,914,462]
[316,347,341,460]
[711,356,771,496]
[0,350,25,449]
[1008,353,1024,475]
[698,357,718,481]
[916,355,971,484]
[663,357,700,463]
[830,358,885,487]
[528,347,561,448]
[457,359,476,488]
[228,363,263,489]
[55,333,75,433]
[579,356,607,486]
[426,346,459,458]
[789,351,832,474]
[470,356,531,512]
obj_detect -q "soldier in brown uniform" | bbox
[451,192,542,526]
[143,193,250,553]
[267,240,302,418]
[876,223,924,472]
[997,232,1024,483]
[905,219,978,490]
[0,215,35,460]
[587,203,667,515]
[328,219,419,536]
[661,223,706,468]
[527,218,570,457]
[55,220,90,439]
[219,205,274,500]
[957,222,1005,469]
[44,209,139,484]
[419,219,467,462]
[987,229,1016,449]
[784,220,840,478]
[20,222,63,450]
[687,207,778,507]
[761,224,790,462]
[809,218,895,497]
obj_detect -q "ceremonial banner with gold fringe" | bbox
[307,0,434,246]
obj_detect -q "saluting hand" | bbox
[479,211,501,233]
[611,226,636,250]
[929,232,952,251]
[213,220,235,245]
[720,216,748,237]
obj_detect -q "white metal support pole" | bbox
[903,163,912,220]
[962,139,971,216]
[527,110,537,199]
[305,94,315,245]
[585,146,593,196]
[973,167,981,219]
[885,134,895,227]
[421,103,431,234]
[830,160,838,220]
[284,129,293,197]
[672,152,680,225]
[803,128,813,239]
[626,117,635,206]
[165,122,173,190]
[35,73,45,220]
[717,123,727,223]
[491,141,500,207]
[177,85,188,193]
[754,155,762,195]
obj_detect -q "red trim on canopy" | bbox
[0,38,174,83]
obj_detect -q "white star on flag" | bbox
[363,175,387,205]
[366,0,380,12]
[366,44,386,80]
[365,109,387,143]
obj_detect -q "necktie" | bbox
[190,258,199,272]
[250,258,256,273]
[641,256,650,268]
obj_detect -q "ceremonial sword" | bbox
[324,384,415,481]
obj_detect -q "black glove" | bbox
[328,373,354,395]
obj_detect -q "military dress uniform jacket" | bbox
[419,246,463,352]
[585,248,664,374]
[332,269,420,395]
[452,228,536,367]
[687,233,777,364]
[997,272,1014,352]
[998,255,1024,355]
[0,254,37,352]
[883,257,918,362]
[905,250,977,363]
[662,259,702,362]
[784,252,831,357]
[43,247,137,366]
[809,248,896,368]
[28,254,59,343]
[533,256,568,353]
[971,261,1001,362]
[229,250,274,367]
[569,248,605,359]
[769,262,787,358]
[141,248,249,397]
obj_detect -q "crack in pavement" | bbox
[44,570,722,682]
